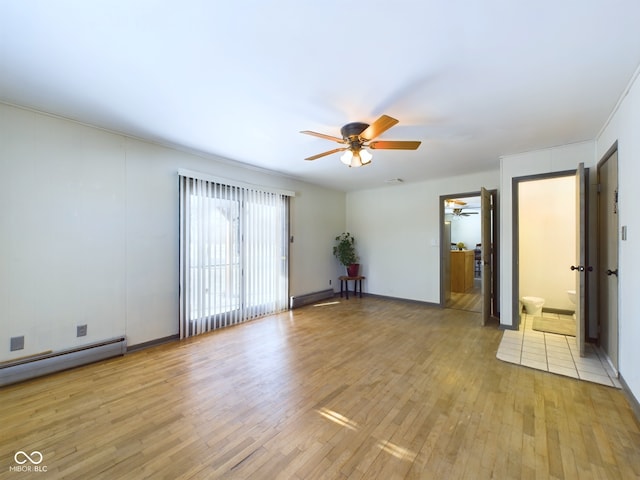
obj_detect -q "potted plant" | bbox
[456,242,466,251]
[333,232,360,276]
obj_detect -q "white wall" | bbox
[499,141,596,328]
[289,181,347,294]
[0,103,346,360]
[346,171,498,302]
[518,176,576,310]
[596,67,640,406]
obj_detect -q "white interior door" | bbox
[574,163,586,357]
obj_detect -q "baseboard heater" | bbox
[0,336,127,387]
[290,289,335,308]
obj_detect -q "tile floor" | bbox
[496,312,621,388]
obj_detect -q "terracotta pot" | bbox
[347,264,360,276]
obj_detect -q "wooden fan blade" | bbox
[359,115,399,141]
[305,147,346,161]
[368,140,421,150]
[300,130,345,143]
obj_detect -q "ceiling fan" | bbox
[451,208,478,217]
[445,199,467,208]
[300,114,421,168]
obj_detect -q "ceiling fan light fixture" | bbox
[350,151,363,168]
[360,148,372,165]
[340,150,353,166]
[340,148,372,167]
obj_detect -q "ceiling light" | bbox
[360,148,372,164]
[350,152,363,168]
[340,150,354,166]
[340,147,373,168]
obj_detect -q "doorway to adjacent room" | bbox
[440,189,498,325]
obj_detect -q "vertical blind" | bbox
[179,172,291,339]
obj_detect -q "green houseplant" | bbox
[333,232,360,276]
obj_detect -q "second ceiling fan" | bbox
[300,114,421,167]
[452,208,478,217]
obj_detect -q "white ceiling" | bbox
[1,1,639,192]
[446,196,481,212]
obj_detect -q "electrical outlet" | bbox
[77,325,87,337]
[10,336,24,351]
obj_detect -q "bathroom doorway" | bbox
[440,189,498,323]
[512,166,588,355]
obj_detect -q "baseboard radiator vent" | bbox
[290,289,335,308]
[0,336,127,387]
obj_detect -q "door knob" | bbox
[570,265,592,272]
[606,269,618,277]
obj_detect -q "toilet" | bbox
[567,290,576,306]
[567,290,576,319]
[521,296,545,316]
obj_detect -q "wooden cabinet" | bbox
[451,250,475,293]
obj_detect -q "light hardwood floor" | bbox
[447,278,482,313]
[1,296,639,479]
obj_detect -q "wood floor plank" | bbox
[1,296,639,479]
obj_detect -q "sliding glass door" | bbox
[188,186,241,324]
[179,174,290,339]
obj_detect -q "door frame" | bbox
[439,189,499,317]
[511,169,587,331]
[481,187,492,325]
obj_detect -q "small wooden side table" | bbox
[339,275,365,299]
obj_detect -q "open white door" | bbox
[481,187,491,325]
[574,163,586,356]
